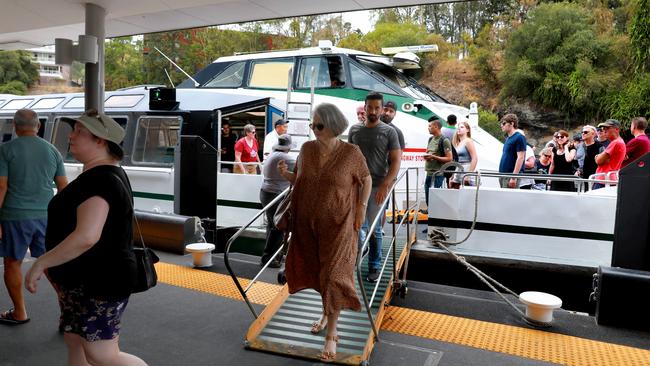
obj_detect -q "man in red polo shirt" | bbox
[622,117,650,168]
[593,119,626,189]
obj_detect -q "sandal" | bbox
[319,335,339,362]
[310,318,327,334]
[0,309,30,326]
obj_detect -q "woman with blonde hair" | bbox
[450,121,478,188]
[278,103,372,362]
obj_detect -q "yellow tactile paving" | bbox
[382,307,650,366]
[157,261,650,366]
[155,262,280,305]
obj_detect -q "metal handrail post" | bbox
[224,187,290,319]
[391,189,397,281]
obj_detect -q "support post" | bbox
[85,3,105,113]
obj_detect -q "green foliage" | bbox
[0,80,28,94]
[105,37,146,90]
[630,0,650,72]
[0,50,38,87]
[600,73,650,122]
[500,2,621,118]
[478,109,504,142]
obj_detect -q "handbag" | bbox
[273,187,293,232]
[115,172,159,293]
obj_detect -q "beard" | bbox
[367,114,379,123]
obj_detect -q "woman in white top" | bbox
[450,121,478,188]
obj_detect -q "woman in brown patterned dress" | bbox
[278,103,372,361]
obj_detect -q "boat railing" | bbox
[223,186,290,318]
[442,168,619,192]
[356,167,421,341]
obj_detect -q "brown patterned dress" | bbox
[285,140,370,315]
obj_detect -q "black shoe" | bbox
[268,259,282,268]
[422,229,428,234]
[366,268,380,283]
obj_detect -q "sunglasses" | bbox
[247,130,256,134]
[543,154,552,157]
[309,123,325,131]
[581,131,590,134]
[500,122,509,126]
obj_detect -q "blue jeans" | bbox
[358,186,383,270]
[424,174,444,209]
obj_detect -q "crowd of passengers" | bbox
[1,94,649,365]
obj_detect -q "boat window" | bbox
[132,116,181,165]
[0,100,5,107]
[297,56,346,89]
[203,62,246,88]
[349,63,395,95]
[31,97,65,109]
[1,99,33,110]
[105,94,144,108]
[248,59,293,89]
[63,97,84,109]
[355,58,440,102]
[52,118,75,161]
[0,119,13,142]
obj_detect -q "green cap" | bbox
[62,110,125,145]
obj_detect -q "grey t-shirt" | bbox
[387,122,405,150]
[441,126,456,141]
[261,150,295,193]
[348,122,400,187]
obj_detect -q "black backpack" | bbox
[429,135,458,178]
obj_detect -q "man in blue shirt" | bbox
[0,109,67,325]
[498,113,527,188]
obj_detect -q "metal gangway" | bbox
[224,168,420,365]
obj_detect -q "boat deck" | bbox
[2,243,649,365]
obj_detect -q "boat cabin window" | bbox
[105,94,144,108]
[349,63,396,95]
[63,97,84,109]
[248,58,293,89]
[1,99,33,110]
[203,62,246,88]
[0,100,5,107]
[51,117,127,162]
[1,119,13,142]
[32,97,65,110]
[132,116,180,165]
[297,56,345,89]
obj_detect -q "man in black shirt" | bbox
[580,125,603,190]
[220,121,238,172]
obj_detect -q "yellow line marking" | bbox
[157,262,650,366]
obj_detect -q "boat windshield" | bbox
[354,57,446,103]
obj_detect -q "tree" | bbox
[0,50,39,94]
[499,2,621,118]
[104,37,146,90]
[630,0,650,72]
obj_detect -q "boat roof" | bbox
[214,45,375,62]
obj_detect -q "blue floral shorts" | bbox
[56,285,129,342]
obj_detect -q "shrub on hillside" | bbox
[478,109,504,142]
[0,80,28,95]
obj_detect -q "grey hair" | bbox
[243,124,255,133]
[312,103,349,137]
[14,109,39,128]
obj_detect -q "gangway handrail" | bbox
[356,167,420,341]
[224,186,290,319]
[451,169,618,191]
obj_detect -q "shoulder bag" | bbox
[273,187,293,232]
[114,172,159,293]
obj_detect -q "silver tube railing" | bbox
[356,167,420,341]
[224,187,290,319]
[449,169,618,192]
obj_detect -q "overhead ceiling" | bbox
[0,0,456,50]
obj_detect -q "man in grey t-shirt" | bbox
[348,92,401,282]
[381,101,405,150]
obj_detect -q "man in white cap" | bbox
[0,109,68,325]
[263,119,289,159]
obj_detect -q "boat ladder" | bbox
[225,169,420,365]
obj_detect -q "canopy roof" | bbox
[0,0,454,50]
